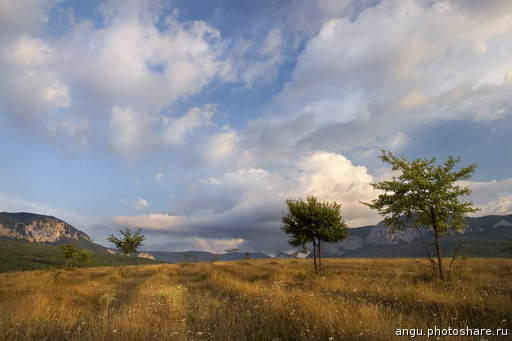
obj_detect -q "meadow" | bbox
[0,258,510,340]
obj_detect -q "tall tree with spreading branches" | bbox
[108,228,145,255]
[362,150,478,280]
[282,195,349,273]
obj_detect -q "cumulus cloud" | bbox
[113,151,380,251]
[251,0,512,162]
[463,178,512,216]
[58,0,228,114]
[0,0,229,150]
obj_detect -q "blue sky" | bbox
[1,0,511,253]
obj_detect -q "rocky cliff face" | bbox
[0,212,92,243]
[365,222,422,245]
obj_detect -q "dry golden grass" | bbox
[0,258,510,340]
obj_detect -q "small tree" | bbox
[61,244,93,268]
[282,195,349,273]
[362,150,478,280]
[108,228,145,255]
[210,250,220,264]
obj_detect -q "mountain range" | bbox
[1,211,511,272]
[320,214,512,258]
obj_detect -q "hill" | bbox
[0,239,160,273]
[0,212,107,252]
[0,212,161,272]
[322,214,512,258]
[0,212,93,244]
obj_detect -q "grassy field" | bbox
[0,258,510,340]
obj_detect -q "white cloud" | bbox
[0,0,230,150]
[113,213,183,230]
[293,152,380,226]
[109,104,216,156]
[133,198,149,210]
[258,0,512,160]
[203,127,239,164]
[40,81,70,107]
[5,35,52,65]
[461,178,512,216]
[59,2,228,114]
[162,105,215,146]
[1,35,70,121]
[194,238,244,253]
[109,107,155,156]
[478,196,512,216]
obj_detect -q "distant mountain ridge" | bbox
[2,211,511,262]
[321,214,512,258]
[0,212,92,244]
[147,251,271,263]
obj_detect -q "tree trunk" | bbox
[312,240,318,273]
[431,207,445,281]
[433,229,444,280]
[318,239,322,274]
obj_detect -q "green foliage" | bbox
[282,195,349,245]
[61,244,93,268]
[107,228,145,255]
[0,239,160,273]
[362,150,478,280]
[282,195,349,273]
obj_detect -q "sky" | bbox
[0,0,511,253]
